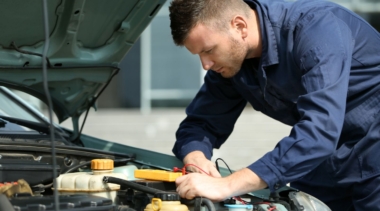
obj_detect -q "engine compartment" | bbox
[0,142,330,211]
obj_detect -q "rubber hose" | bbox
[0,194,15,211]
[104,176,216,211]
[103,176,162,195]
[181,197,216,211]
[200,198,216,211]
[117,206,137,211]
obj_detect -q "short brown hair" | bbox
[169,0,251,46]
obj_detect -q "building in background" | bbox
[97,0,380,112]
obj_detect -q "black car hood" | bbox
[0,0,165,123]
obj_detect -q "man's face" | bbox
[183,23,248,78]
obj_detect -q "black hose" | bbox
[64,160,92,173]
[0,194,15,211]
[104,176,216,211]
[103,176,162,195]
[199,198,216,211]
[117,206,137,211]
[181,197,216,211]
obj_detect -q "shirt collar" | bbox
[244,0,279,67]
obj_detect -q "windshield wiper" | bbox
[0,115,52,134]
[0,115,74,146]
[0,119,6,127]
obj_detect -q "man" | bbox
[169,0,380,210]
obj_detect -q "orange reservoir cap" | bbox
[91,159,114,170]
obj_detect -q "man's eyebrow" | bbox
[193,49,204,55]
[199,47,212,54]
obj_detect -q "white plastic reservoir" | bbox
[56,159,137,203]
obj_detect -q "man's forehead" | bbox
[184,23,218,54]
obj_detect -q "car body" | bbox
[0,0,331,211]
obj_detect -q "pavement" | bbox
[59,107,291,171]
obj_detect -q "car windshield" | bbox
[0,88,44,125]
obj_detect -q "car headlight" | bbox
[289,191,331,211]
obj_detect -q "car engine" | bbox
[0,141,331,211]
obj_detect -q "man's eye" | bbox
[205,49,212,53]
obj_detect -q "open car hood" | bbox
[0,0,165,123]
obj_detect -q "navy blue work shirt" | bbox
[172,0,380,192]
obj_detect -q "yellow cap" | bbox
[91,159,114,170]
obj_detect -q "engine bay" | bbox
[0,141,329,211]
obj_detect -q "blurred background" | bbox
[28,0,380,170]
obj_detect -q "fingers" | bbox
[175,175,194,199]
[176,186,196,199]
[182,151,223,177]
[209,167,222,178]
[175,173,228,201]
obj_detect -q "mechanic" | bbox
[168,0,380,210]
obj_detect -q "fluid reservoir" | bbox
[56,159,137,203]
[145,192,189,211]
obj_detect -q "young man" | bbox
[169,0,380,210]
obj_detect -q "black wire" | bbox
[215,158,233,174]
[215,158,249,204]
[9,42,120,143]
[64,160,91,174]
[10,41,52,67]
[41,0,59,210]
[77,68,120,138]
[8,40,119,142]
[72,67,119,143]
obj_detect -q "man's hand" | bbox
[176,173,228,201]
[175,168,268,201]
[183,151,221,177]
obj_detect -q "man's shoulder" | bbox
[250,0,352,28]
[251,0,342,9]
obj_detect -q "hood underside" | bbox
[0,0,165,123]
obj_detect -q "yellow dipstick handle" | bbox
[152,198,162,211]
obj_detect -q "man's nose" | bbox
[200,56,214,70]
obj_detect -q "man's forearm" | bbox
[225,168,268,198]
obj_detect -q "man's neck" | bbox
[246,9,262,59]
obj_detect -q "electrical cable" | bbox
[214,158,249,205]
[174,164,210,175]
[215,158,233,174]
[183,163,210,175]
[7,42,120,144]
[41,0,59,210]
[10,41,52,67]
[4,43,120,145]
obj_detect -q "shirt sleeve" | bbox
[248,10,354,192]
[172,71,247,161]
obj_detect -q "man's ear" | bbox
[231,15,248,39]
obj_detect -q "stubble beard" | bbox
[220,37,247,78]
